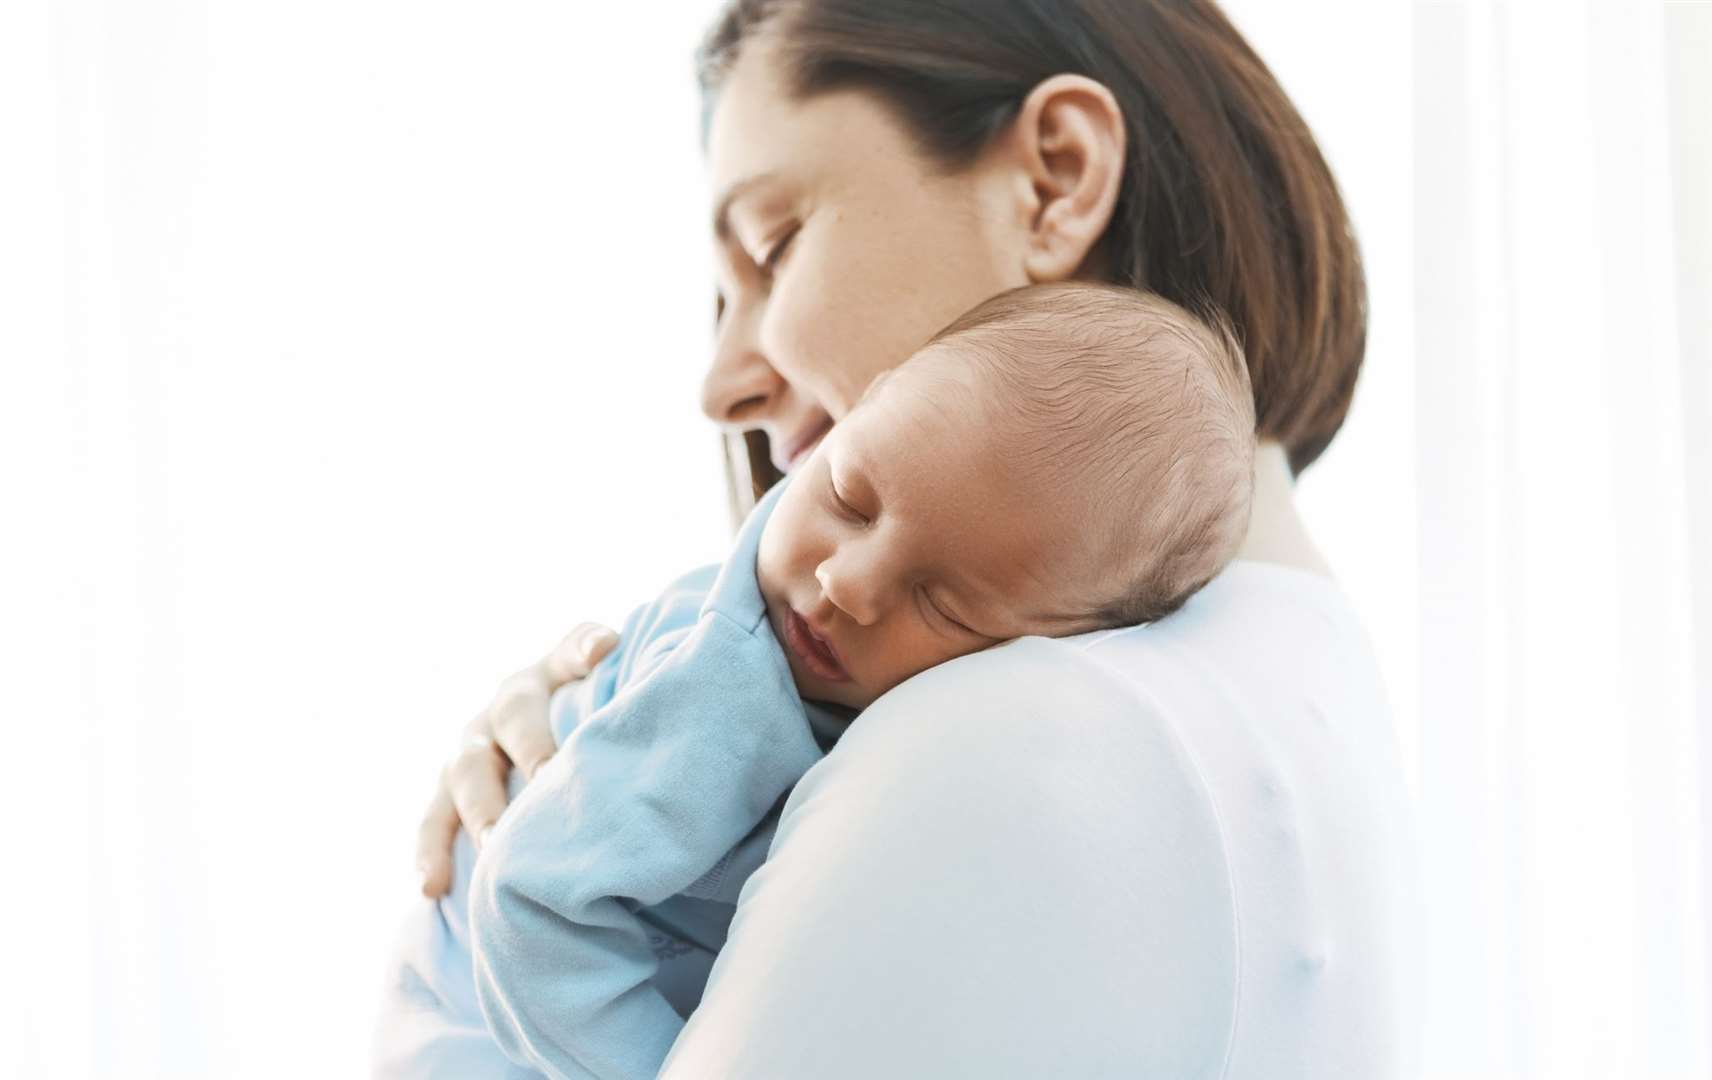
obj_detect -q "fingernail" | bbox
[415,866,431,895]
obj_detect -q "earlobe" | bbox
[1010,74,1127,284]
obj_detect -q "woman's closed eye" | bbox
[759,224,799,274]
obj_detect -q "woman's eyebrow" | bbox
[711,171,780,243]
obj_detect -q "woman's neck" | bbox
[1236,441,1336,580]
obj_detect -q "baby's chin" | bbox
[803,678,877,711]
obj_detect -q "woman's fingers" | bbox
[488,672,559,783]
[541,622,619,689]
[444,727,512,852]
[409,624,621,897]
[493,623,619,782]
[414,783,459,898]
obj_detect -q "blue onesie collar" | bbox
[699,474,795,635]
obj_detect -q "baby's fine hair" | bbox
[924,282,1257,627]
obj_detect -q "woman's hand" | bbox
[415,622,619,897]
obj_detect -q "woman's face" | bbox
[703,38,1034,474]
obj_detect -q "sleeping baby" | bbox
[466,280,1257,1079]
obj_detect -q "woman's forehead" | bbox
[706,41,809,187]
[706,49,915,214]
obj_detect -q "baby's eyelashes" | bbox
[916,585,977,637]
[827,478,869,525]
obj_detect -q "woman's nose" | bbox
[701,300,784,428]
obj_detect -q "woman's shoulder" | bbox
[831,556,1409,941]
[673,632,1243,1076]
[879,558,1385,734]
[870,559,1403,851]
[849,630,1219,781]
[682,564,1416,1076]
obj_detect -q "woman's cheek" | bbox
[774,247,900,416]
[759,282,836,410]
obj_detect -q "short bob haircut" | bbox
[699,0,1367,506]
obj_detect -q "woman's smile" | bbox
[777,413,835,473]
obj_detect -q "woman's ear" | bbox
[1002,74,1127,284]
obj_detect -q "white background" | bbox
[1,1,1706,1076]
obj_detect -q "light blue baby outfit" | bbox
[467,476,856,1079]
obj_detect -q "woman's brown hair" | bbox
[699,0,1367,504]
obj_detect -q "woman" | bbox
[383,1,1421,1075]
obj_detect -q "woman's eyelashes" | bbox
[759,223,799,274]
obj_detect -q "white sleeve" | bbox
[657,636,1242,1079]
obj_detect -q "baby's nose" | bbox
[816,562,882,627]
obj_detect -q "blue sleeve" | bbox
[370,562,720,1080]
[548,564,720,748]
[372,778,541,1080]
[467,606,824,1080]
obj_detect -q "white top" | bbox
[658,559,1424,1078]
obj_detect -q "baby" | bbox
[758,281,1255,710]
[465,281,1256,1080]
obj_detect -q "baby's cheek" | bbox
[754,515,792,601]
[869,628,973,699]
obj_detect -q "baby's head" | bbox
[756,282,1256,708]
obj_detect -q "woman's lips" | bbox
[777,415,834,472]
[781,606,852,683]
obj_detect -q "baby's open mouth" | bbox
[782,606,852,683]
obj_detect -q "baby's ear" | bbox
[1005,74,1127,284]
